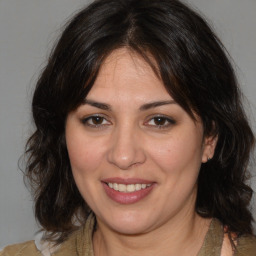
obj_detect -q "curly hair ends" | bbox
[24,0,255,243]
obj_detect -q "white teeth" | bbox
[127,184,135,192]
[107,183,152,193]
[113,183,118,190]
[118,184,126,192]
[135,184,142,191]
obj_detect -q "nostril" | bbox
[106,130,146,169]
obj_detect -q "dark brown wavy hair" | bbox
[25,0,255,243]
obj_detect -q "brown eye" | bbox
[153,117,168,126]
[91,116,104,125]
[146,115,176,129]
[81,115,111,128]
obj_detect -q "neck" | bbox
[93,209,211,256]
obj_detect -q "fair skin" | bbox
[65,48,218,256]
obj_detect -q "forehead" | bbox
[87,48,172,102]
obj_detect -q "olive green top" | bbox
[198,218,256,256]
[1,215,256,256]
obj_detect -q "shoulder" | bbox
[0,229,79,256]
[0,241,41,256]
[235,234,256,256]
[0,232,78,256]
[0,214,95,256]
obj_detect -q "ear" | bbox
[201,135,218,163]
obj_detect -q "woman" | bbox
[1,0,255,255]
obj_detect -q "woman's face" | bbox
[65,48,215,235]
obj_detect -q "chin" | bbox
[99,209,155,235]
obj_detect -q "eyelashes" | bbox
[81,115,112,128]
[80,114,176,130]
[145,116,176,129]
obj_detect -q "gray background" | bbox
[0,0,255,248]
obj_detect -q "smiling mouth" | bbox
[102,179,155,204]
[106,183,152,193]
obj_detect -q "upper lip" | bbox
[101,177,154,185]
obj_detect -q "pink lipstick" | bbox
[102,178,155,204]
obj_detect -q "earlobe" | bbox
[201,135,218,163]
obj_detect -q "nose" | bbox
[107,125,146,170]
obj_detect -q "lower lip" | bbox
[102,183,155,204]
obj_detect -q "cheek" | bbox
[147,132,203,175]
[66,130,105,178]
[147,135,203,207]
[66,131,107,206]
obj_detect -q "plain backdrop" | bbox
[0,0,255,248]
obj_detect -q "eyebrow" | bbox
[83,99,176,111]
[83,99,111,110]
[139,100,176,110]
